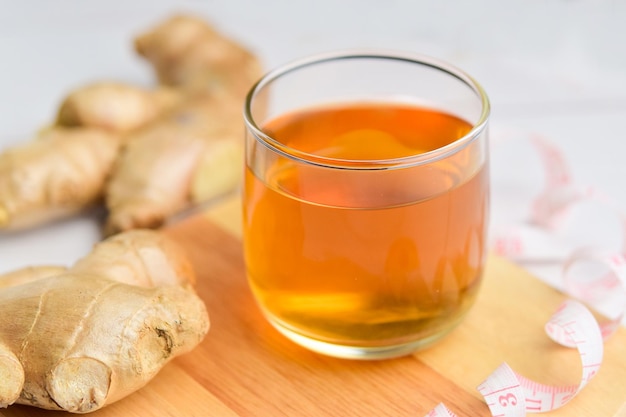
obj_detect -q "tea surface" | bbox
[244,103,488,350]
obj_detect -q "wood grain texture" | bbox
[3,199,626,416]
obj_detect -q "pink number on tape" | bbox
[477,363,525,417]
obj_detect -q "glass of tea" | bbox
[243,50,490,360]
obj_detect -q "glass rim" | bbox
[243,49,491,170]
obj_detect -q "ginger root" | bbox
[102,15,261,235]
[135,14,263,97]
[0,127,120,231]
[104,93,245,235]
[0,82,162,231]
[0,14,259,234]
[56,82,182,135]
[0,230,209,413]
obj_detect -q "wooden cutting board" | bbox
[3,197,626,417]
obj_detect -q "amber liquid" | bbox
[244,103,488,354]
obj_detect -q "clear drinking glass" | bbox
[243,50,490,359]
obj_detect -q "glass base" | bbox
[268,316,454,360]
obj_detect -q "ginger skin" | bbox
[102,14,263,234]
[0,230,209,413]
[0,266,67,289]
[104,93,245,235]
[134,14,263,97]
[0,127,120,231]
[0,15,260,234]
[0,82,175,232]
[104,119,208,235]
[56,82,182,135]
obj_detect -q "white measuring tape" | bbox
[425,131,626,416]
